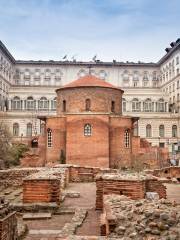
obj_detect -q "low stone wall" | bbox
[96,173,166,210]
[68,165,117,182]
[102,194,180,238]
[145,166,180,179]
[0,168,41,190]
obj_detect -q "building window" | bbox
[157,98,165,112]
[26,96,35,110]
[172,125,177,137]
[143,98,153,112]
[62,100,66,112]
[84,124,91,136]
[146,124,152,138]
[122,98,126,112]
[38,97,49,110]
[124,129,130,148]
[132,98,141,112]
[13,123,19,136]
[12,96,21,110]
[111,101,115,112]
[27,123,32,137]
[47,128,52,147]
[159,125,165,137]
[85,99,91,111]
[51,97,57,110]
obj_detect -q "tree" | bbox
[0,121,29,168]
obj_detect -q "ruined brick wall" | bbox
[23,179,61,203]
[56,87,123,115]
[66,115,110,168]
[0,212,17,240]
[0,168,40,190]
[146,166,180,179]
[96,177,146,210]
[145,179,166,199]
[69,166,117,182]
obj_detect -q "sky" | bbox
[0,0,179,62]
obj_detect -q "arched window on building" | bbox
[26,123,32,137]
[85,99,91,111]
[12,96,21,110]
[132,98,141,112]
[159,125,165,137]
[38,97,49,110]
[143,98,153,112]
[62,100,66,112]
[51,97,57,110]
[146,124,152,137]
[157,98,165,112]
[124,129,130,148]
[122,98,126,112]
[26,97,35,110]
[13,123,19,136]
[84,124,92,136]
[172,125,177,137]
[47,128,52,147]
[111,101,115,112]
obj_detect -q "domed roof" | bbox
[56,75,123,92]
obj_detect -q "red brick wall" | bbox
[23,179,61,203]
[57,87,122,115]
[66,115,110,168]
[46,117,66,164]
[109,117,133,168]
[96,178,145,210]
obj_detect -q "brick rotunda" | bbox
[40,74,144,168]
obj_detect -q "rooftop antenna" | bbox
[62,55,67,60]
[92,55,97,62]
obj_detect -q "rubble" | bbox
[102,194,180,239]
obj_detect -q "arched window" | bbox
[132,98,141,112]
[111,101,115,112]
[51,97,57,110]
[62,100,66,112]
[157,98,165,112]
[26,97,35,110]
[123,70,129,81]
[12,96,21,110]
[38,97,49,110]
[159,125,165,137]
[172,125,177,137]
[84,124,91,136]
[47,128,52,147]
[124,129,130,148]
[13,123,19,136]
[146,124,152,137]
[122,98,126,112]
[26,123,32,137]
[143,98,153,112]
[85,99,91,111]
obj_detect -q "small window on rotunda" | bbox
[111,101,115,112]
[84,124,91,136]
[63,100,66,112]
[85,99,91,111]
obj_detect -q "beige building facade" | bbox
[0,39,179,155]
